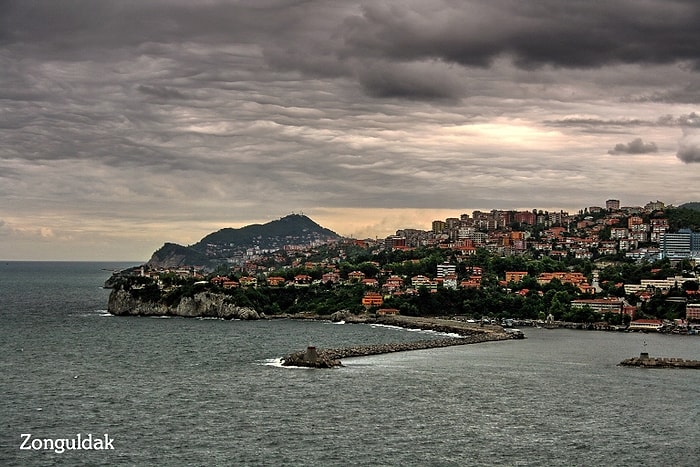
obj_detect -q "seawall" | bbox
[619,353,700,369]
[282,317,512,367]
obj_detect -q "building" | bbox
[645,200,665,212]
[505,271,528,283]
[293,274,312,286]
[361,292,384,307]
[321,272,340,284]
[660,231,692,260]
[432,220,447,233]
[383,275,405,292]
[266,276,286,286]
[570,298,623,314]
[442,274,458,290]
[628,319,663,331]
[687,303,700,321]
[606,199,620,211]
[348,270,366,282]
[436,262,456,277]
[385,235,407,250]
[624,276,694,294]
[376,308,399,316]
[514,210,536,225]
[238,276,257,287]
[411,275,437,290]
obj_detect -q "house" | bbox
[361,292,384,307]
[266,276,286,286]
[348,270,366,282]
[239,276,257,287]
[460,278,481,288]
[505,271,528,283]
[321,272,340,283]
[411,275,437,289]
[537,272,588,287]
[294,274,312,286]
[383,275,405,291]
[376,308,399,316]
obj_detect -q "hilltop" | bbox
[146,214,340,268]
[679,202,700,212]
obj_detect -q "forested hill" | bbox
[146,214,340,268]
[193,214,339,251]
[667,204,700,231]
[679,202,700,212]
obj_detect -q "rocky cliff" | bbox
[108,289,260,320]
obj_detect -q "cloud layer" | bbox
[1,0,700,259]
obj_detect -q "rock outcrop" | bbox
[108,289,260,319]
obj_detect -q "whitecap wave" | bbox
[261,357,317,369]
[76,309,113,317]
[262,357,284,367]
[368,323,464,338]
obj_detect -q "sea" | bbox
[1,261,699,466]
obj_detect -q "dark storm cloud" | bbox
[4,1,700,99]
[340,1,700,69]
[2,0,700,260]
[357,62,465,99]
[608,138,658,155]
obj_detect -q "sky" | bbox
[2,0,700,261]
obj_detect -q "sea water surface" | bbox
[1,261,700,466]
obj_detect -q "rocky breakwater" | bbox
[619,352,700,369]
[282,316,512,368]
[108,289,260,319]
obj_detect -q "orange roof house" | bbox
[505,271,528,283]
[361,292,384,307]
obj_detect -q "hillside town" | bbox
[118,199,700,332]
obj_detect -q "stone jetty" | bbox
[619,352,700,369]
[281,316,513,368]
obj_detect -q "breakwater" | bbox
[619,353,700,369]
[282,317,512,367]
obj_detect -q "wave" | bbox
[368,322,464,339]
[75,309,113,317]
[261,357,317,369]
[262,357,284,367]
